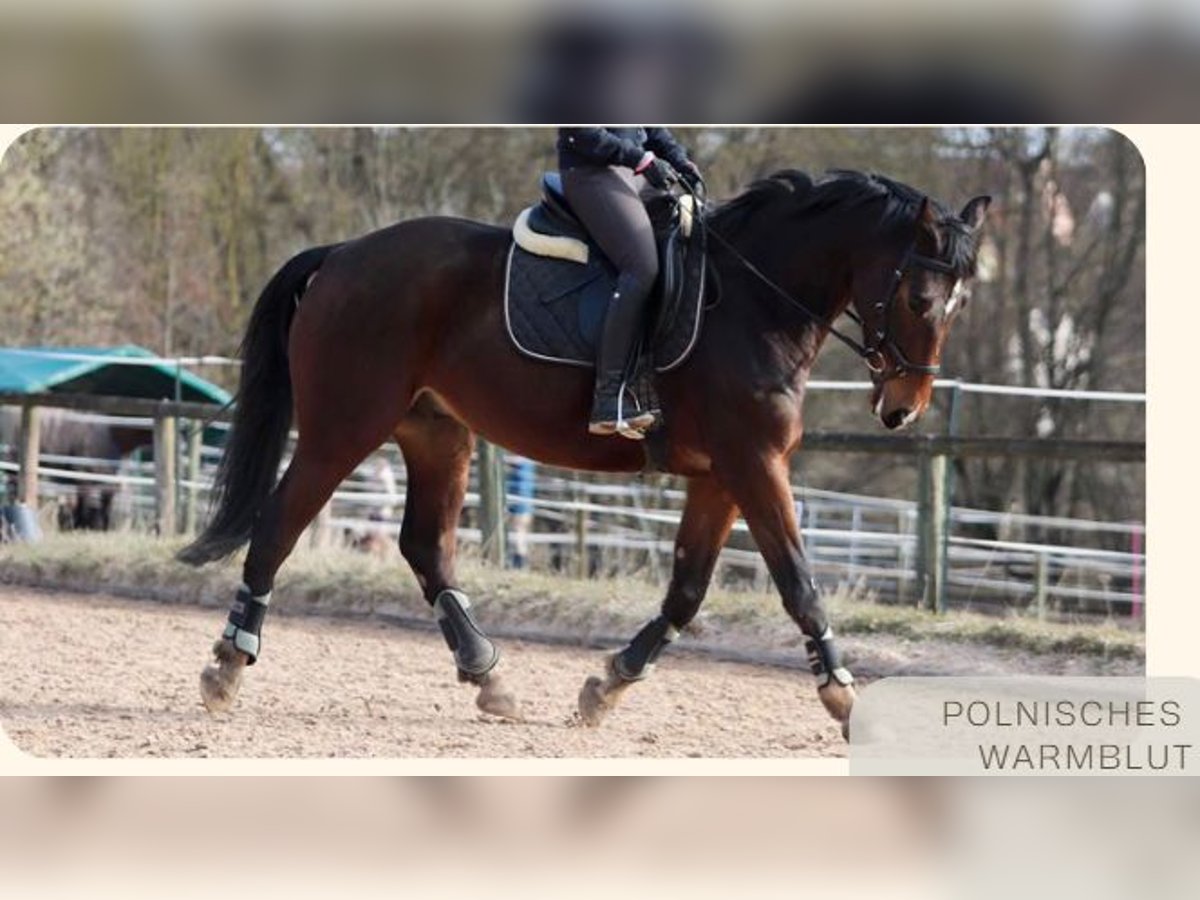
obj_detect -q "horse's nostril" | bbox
[883,408,910,429]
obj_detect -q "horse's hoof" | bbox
[200,663,241,713]
[818,680,857,736]
[475,672,522,721]
[199,638,247,714]
[577,675,612,728]
[578,657,635,728]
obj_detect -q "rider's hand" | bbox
[678,160,704,193]
[635,152,679,191]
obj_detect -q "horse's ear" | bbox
[960,195,992,230]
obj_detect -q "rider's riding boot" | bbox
[589,289,658,438]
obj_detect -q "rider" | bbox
[557,127,703,437]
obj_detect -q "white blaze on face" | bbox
[945,279,966,317]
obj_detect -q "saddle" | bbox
[504,173,706,373]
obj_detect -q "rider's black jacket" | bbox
[556,127,691,173]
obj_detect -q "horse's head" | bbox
[853,194,991,430]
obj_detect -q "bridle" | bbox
[856,224,959,382]
[685,185,958,383]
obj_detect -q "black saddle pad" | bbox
[504,213,706,372]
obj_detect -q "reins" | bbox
[695,209,877,362]
[679,183,950,380]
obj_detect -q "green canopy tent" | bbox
[0,344,232,450]
[0,345,232,404]
[0,346,234,537]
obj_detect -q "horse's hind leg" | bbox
[396,407,520,721]
[578,477,737,726]
[199,443,377,713]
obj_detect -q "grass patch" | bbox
[826,597,1143,661]
[0,532,1143,664]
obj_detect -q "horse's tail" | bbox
[177,243,338,566]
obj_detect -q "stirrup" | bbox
[616,412,657,440]
[589,377,657,438]
[589,413,652,439]
[613,383,657,439]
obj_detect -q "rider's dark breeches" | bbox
[562,165,658,368]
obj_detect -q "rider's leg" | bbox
[561,165,659,436]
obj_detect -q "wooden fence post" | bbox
[184,421,202,534]
[849,505,862,573]
[476,440,506,566]
[575,504,589,579]
[917,452,948,613]
[898,507,916,605]
[1034,552,1049,620]
[18,404,40,508]
[153,407,177,537]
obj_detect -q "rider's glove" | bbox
[678,160,705,193]
[634,152,679,191]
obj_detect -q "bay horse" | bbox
[179,168,990,737]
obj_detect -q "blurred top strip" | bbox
[0,5,1198,121]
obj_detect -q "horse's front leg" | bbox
[578,476,738,726]
[716,451,856,737]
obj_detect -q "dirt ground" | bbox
[0,585,851,758]
[0,583,1139,759]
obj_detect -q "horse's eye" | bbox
[907,292,932,314]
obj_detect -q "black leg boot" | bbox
[589,289,658,438]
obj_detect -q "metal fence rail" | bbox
[1,381,1145,621]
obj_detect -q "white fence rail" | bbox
[1,354,1145,621]
[2,421,1145,621]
